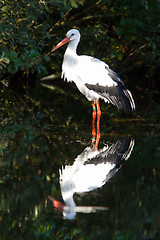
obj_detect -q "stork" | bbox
[51,29,135,148]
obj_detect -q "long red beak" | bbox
[51,36,70,52]
[48,196,65,211]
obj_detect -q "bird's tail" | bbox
[102,86,135,113]
[121,88,135,113]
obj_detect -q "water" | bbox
[0,83,160,239]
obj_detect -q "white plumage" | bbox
[52,29,135,112]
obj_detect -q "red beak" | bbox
[51,36,70,52]
[48,196,65,211]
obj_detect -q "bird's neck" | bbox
[65,39,79,56]
[63,41,79,69]
[62,191,76,208]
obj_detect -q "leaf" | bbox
[116,27,124,35]
[0,6,8,12]
[43,55,50,62]
[0,53,10,70]
[2,57,10,64]
[71,0,78,8]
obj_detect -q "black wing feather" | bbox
[85,66,135,113]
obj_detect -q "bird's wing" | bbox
[76,56,135,112]
[76,56,116,87]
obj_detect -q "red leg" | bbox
[91,100,97,148]
[95,99,101,150]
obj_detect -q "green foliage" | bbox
[114,0,160,69]
[0,0,85,77]
[0,52,10,70]
[0,0,44,74]
[1,82,160,240]
[1,2,160,238]
[0,0,159,87]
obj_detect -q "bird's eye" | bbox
[70,33,74,37]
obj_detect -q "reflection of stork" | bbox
[51,29,135,149]
[48,137,135,219]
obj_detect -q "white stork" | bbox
[51,29,135,148]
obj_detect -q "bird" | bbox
[51,29,135,148]
[48,137,135,220]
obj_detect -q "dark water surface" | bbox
[0,83,160,239]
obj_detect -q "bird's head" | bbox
[51,29,80,52]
